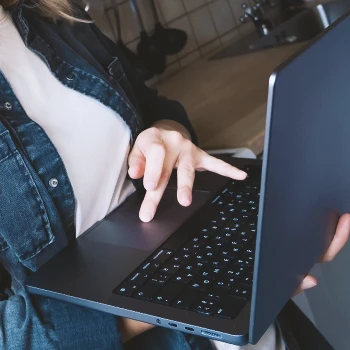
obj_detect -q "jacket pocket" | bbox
[0,130,54,269]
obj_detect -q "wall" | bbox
[92,0,256,83]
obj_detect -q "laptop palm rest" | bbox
[83,188,210,251]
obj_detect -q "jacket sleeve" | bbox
[0,287,123,349]
[87,18,198,144]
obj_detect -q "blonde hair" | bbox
[2,0,84,22]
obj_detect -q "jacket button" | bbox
[4,102,12,110]
[66,74,75,81]
[49,178,59,188]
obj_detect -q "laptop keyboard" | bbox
[114,165,261,320]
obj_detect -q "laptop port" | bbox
[201,330,222,339]
[168,323,177,328]
[185,327,194,332]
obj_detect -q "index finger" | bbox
[321,213,350,262]
[199,153,247,180]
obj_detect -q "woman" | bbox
[0,1,348,349]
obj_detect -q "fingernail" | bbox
[145,182,156,191]
[301,280,317,290]
[140,211,153,223]
[240,171,248,179]
[181,196,191,206]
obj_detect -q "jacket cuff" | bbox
[143,97,198,146]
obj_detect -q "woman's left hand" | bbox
[294,213,350,295]
[128,120,247,222]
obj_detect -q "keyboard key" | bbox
[205,286,229,301]
[173,288,203,310]
[211,195,224,206]
[244,247,254,255]
[221,187,230,194]
[228,263,247,273]
[231,284,252,299]
[215,275,236,289]
[233,270,244,279]
[229,240,243,247]
[189,276,212,290]
[211,233,227,242]
[191,299,218,316]
[173,270,195,284]
[182,242,200,254]
[213,296,247,319]
[193,254,208,263]
[153,282,185,305]
[184,262,203,273]
[151,272,171,284]
[236,255,254,266]
[180,253,192,261]
[210,267,223,277]
[151,249,174,263]
[212,241,224,250]
[207,224,220,232]
[139,261,161,273]
[222,223,241,232]
[224,268,237,277]
[134,282,161,301]
[168,256,186,265]
[210,214,229,226]
[201,244,217,253]
[211,256,231,268]
[203,251,216,261]
[240,230,255,240]
[220,232,234,241]
[242,275,253,285]
[114,282,138,296]
[128,272,150,285]
[160,262,181,274]
[232,246,243,254]
[199,267,221,279]
[199,269,211,278]
[221,250,230,257]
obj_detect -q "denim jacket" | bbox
[0,2,197,349]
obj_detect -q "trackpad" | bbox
[83,189,210,251]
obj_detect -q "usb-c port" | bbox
[168,323,177,328]
[185,327,194,332]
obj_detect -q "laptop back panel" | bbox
[250,14,350,343]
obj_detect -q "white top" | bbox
[0,7,285,350]
[0,7,135,236]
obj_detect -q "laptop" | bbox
[25,13,350,345]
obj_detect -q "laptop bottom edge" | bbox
[27,285,250,346]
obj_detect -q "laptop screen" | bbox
[250,12,350,343]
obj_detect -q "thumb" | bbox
[128,146,146,179]
[293,275,318,297]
